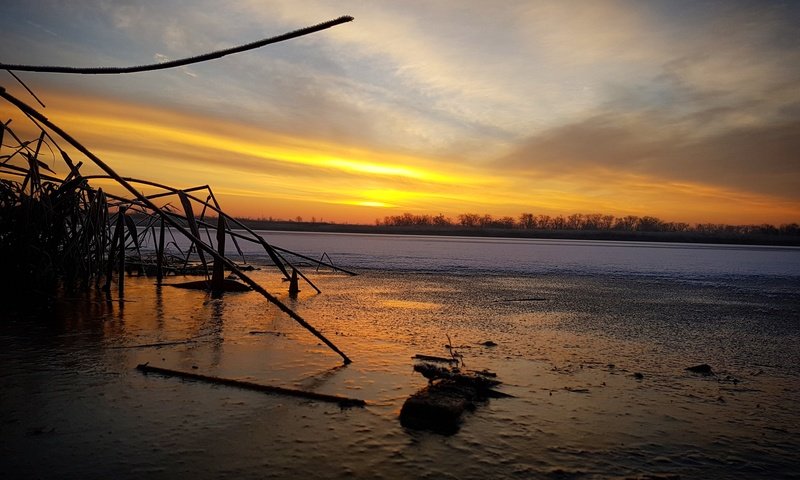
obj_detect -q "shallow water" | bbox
[2,234,799,479]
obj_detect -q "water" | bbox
[161,230,800,278]
[2,233,799,479]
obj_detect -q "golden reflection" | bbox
[381,299,442,310]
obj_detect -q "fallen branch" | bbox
[136,363,366,408]
[401,363,511,435]
[166,279,251,292]
[108,340,197,349]
[1,16,353,74]
[413,354,458,364]
[413,363,502,391]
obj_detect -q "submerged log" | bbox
[136,363,366,408]
[400,381,475,435]
[109,340,197,349]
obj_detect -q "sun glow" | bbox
[350,201,394,208]
[9,88,796,225]
[50,96,472,187]
[20,90,499,221]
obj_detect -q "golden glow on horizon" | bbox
[322,158,451,183]
[3,88,797,225]
[50,96,477,188]
[349,201,394,208]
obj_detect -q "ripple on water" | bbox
[1,271,799,478]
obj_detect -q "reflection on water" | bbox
[2,238,800,478]
[379,299,442,310]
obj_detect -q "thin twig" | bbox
[136,363,365,407]
[5,70,46,107]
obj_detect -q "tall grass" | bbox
[0,122,108,295]
[0,15,355,361]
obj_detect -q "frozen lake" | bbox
[2,232,799,478]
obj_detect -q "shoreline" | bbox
[235,219,800,247]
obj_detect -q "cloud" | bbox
[497,0,800,213]
[3,0,799,223]
[501,111,800,202]
[1,87,500,214]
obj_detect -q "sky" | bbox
[1,0,799,225]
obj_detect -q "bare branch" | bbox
[0,16,353,75]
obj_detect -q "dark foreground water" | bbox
[1,233,799,479]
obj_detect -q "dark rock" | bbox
[686,364,714,375]
[633,372,644,380]
[401,364,508,434]
[481,340,498,347]
[399,381,475,435]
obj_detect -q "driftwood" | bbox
[412,363,503,391]
[413,354,458,364]
[136,363,366,408]
[400,382,475,435]
[400,362,510,435]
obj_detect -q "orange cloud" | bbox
[2,87,797,225]
[2,89,501,222]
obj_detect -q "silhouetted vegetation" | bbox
[0,16,355,299]
[0,17,354,75]
[1,16,356,363]
[230,214,798,246]
[0,128,109,294]
[374,212,799,241]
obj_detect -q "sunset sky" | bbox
[1,1,799,225]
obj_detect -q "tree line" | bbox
[376,212,800,236]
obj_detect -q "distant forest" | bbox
[376,212,800,237]
[235,211,800,246]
